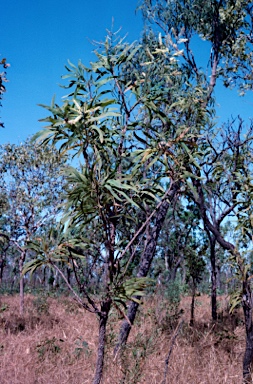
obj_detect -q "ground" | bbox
[0,293,246,383]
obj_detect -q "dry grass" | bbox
[0,293,247,383]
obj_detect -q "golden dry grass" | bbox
[0,293,247,383]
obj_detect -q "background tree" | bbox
[185,244,206,326]
[154,202,205,284]
[0,139,67,314]
[186,121,253,381]
[138,1,253,379]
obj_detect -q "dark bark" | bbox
[19,275,24,315]
[210,236,217,321]
[167,252,184,282]
[114,182,180,353]
[116,300,140,353]
[67,267,71,285]
[19,251,26,316]
[242,282,253,383]
[0,251,8,285]
[190,283,196,326]
[93,300,111,384]
[0,258,4,284]
[170,266,178,282]
[0,234,9,286]
[216,264,221,292]
[192,176,235,254]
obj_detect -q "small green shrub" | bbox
[153,279,184,332]
[36,337,63,361]
[119,330,158,384]
[0,303,9,313]
[73,337,91,359]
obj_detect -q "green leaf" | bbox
[186,180,199,200]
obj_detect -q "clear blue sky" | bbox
[1,0,253,144]
[1,0,143,144]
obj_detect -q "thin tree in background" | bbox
[0,140,67,314]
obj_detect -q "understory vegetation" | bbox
[0,293,245,384]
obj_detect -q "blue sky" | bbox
[1,0,253,144]
[1,0,143,144]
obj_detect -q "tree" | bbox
[26,0,253,379]
[185,121,253,381]
[155,202,205,283]
[186,244,206,326]
[0,139,67,314]
[139,1,253,380]
[140,0,253,93]
[183,118,253,321]
[27,25,210,382]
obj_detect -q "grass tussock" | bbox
[0,293,247,383]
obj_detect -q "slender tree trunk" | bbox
[181,261,186,285]
[10,273,16,293]
[190,282,196,326]
[115,300,140,353]
[19,275,24,315]
[53,269,59,289]
[0,258,4,285]
[170,267,178,282]
[42,267,46,287]
[170,254,184,282]
[67,267,71,284]
[216,264,221,292]
[115,192,176,353]
[206,228,218,321]
[242,281,253,383]
[210,236,217,321]
[19,250,26,316]
[165,253,169,271]
[93,300,111,384]
[0,238,9,287]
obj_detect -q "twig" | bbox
[118,184,173,263]
[163,320,184,384]
[50,262,97,314]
